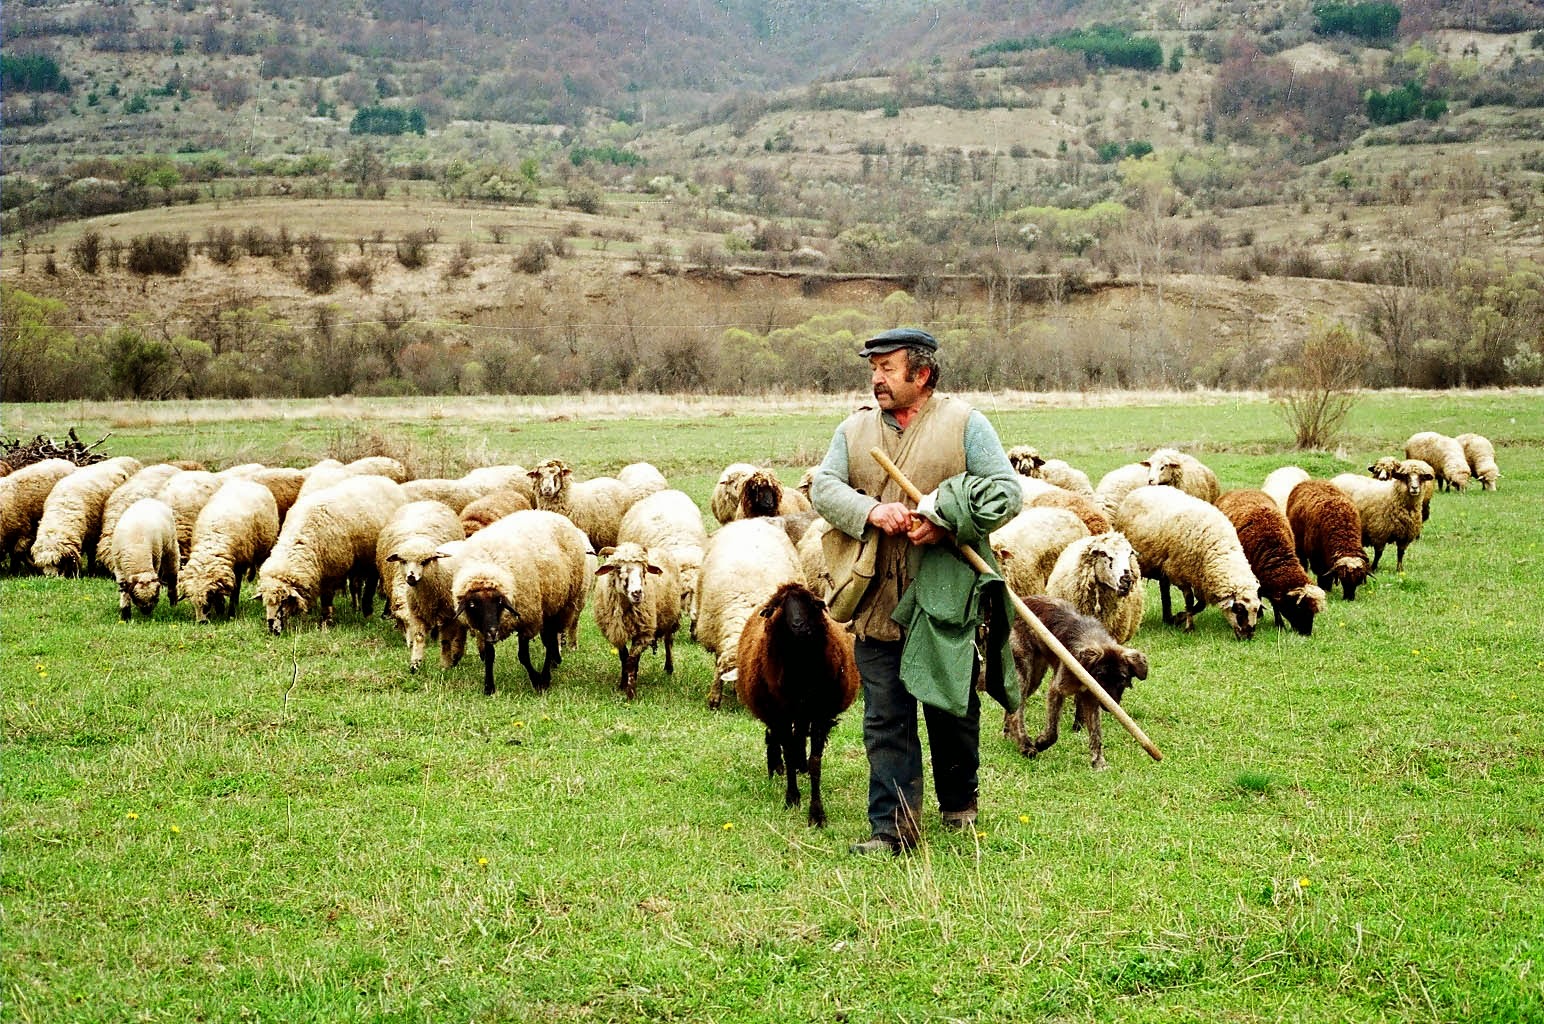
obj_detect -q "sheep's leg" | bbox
[408,620,428,673]
[663,633,674,675]
[1395,542,1408,574]
[119,590,132,622]
[1369,544,1384,571]
[359,574,376,620]
[764,726,784,777]
[707,673,724,710]
[478,634,498,696]
[807,721,833,828]
[528,624,560,690]
[441,622,466,669]
[781,726,802,811]
[1156,573,1175,624]
[515,633,539,690]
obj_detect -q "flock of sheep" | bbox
[0,425,1502,822]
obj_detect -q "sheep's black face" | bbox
[780,592,820,639]
[744,479,780,517]
[459,591,513,638]
[1280,596,1317,636]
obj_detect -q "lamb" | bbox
[99,464,184,572]
[258,474,407,633]
[1404,431,1470,492]
[617,462,669,501]
[592,542,684,700]
[1331,460,1433,574]
[250,467,305,524]
[32,456,141,577]
[0,459,76,571]
[375,500,465,625]
[395,538,468,675]
[1094,463,1151,521]
[1285,479,1371,600]
[617,488,709,624]
[447,509,589,695]
[737,468,813,520]
[1005,595,1149,771]
[181,479,281,623]
[695,517,806,709]
[109,498,179,621]
[710,462,760,525]
[156,470,225,561]
[735,581,860,826]
[989,507,1091,601]
[1024,488,1111,535]
[1454,432,1500,491]
[1118,485,1263,639]
[1215,490,1327,636]
[1145,448,1221,504]
[1045,531,1145,645]
[526,457,635,550]
[458,488,532,536]
[1261,465,1311,515]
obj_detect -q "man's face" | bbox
[870,349,928,411]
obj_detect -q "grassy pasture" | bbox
[4,390,1542,1022]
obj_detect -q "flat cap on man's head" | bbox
[858,327,939,358]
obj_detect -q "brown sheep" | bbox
[1285,480,1371,601]
[735,582,860,827]
[1024,487,1111,535]
[1007,595,1149,771]
[1216,490,1327,636]
[459,488,533,536]
[738,468,812,520]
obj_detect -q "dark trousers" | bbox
[854,637,980,843]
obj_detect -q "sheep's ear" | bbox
[759,603,777,618]
[645,564,662,575]
[499,595,518,617]
[595,563,616,576]
[455,597,470,617]
[422,551,447,565]
[560,466,573,478]
[1124,649,1149,680]
[386,552,402,563]
[598,546,615,557]
[1139,459,1151,469]
[994,547,1012,562]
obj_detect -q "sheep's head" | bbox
[1368,456,1401,480]
[456,585,517,638]
[759,582,825,641]
[1277,583,1327,637]
[32,539,78,578]
[1218,590,1262,640]
[190,575,234,624]
[262,581,307,634]
[1073,641,1148,705]
[1144,450,1183,488]
[120,572,162,614]
[1333,555,1370,601]
[1395,459,1435,502]
[528,459,571,501]
[1085,533,1139,597]
[1007,445,1044,477]
[389,542,455,589]
[740,471,784,518]
[1447,466,1472,491]
[595,543,661,606]
[1478,468,1499,491]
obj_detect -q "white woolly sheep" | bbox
[396,538,469,675]
[526,458,635,550]
[1094,463,1151,521]
[376,500,465,625]
[1118,485,1263,639]
[258,475,407,633]
[182,479,281,623]
[109,498,179,621]
[1404,431,1470,492]
[1024,488,1111,535]
[618,488,708,626]
[1331,460,1433,574]
[0,459,77,571]
[32,456,141,577]
[1006,445,1045,476]
[401,477,486,513]
[1454,433,1500,491]
[99,464,184,573]
[216,463,267,479]
[345,455,408,482]
[710,462,760,525]
[1261,465,1311,515]
[592,542,683,700]
[250,467,305,524]
[447,509,590,695]
[795,518,833,600]
[1145,448,1221,503]
[458,488,532,536]
[156,470,226,561]
[1367,456,1402,481]
[1038,458,1096,496]
[294,462,352,501]
[696,517,805,709]
[1016,474,1061,508]
[1045,531,1145,645]
[617,462,669,501]
[989,507,1092,601]
[461,464,535,503]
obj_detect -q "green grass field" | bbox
[5,390,1542,1022]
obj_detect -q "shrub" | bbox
[205,226,239,266]
[126,233,190,276]
[69,230,102,274]
[301,235,339,294]
[396,230,433,269]
[1269,321,1370,449]
[514,239,551,275]
[344,258,375,292]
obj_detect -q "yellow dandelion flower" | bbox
[1411,649,1421,656]
[170,825,181,834]
[721,822,734,831]
[1018,814,1029,824]
[512,720,524,728]
[125,811,138,820]
[1297,877,1310,889]
[478,857,489,866]
[974,830,987,840]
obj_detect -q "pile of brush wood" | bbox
[0,429,110,476]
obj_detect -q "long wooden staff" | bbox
[870,447,1163,762]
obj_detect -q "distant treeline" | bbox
[1312,2,1402,42]
[974,26,1164,71]
[1,53,71,93]
[348,106,426,136]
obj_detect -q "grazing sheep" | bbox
[1012,448,1095,496]
[1261,465,1311,515]
[735,581,860,826]
[1094,462,1151,521]
[738,468,812,520]
[592,542,683,700]
[1005,595,1149,771]
[401,477,486,513]
[181,479,281,623]
[32,456,141,577]
[1454,433,1500,491]
[109,498,179,621]
[250,467,305,524]
[448,509,589,695]
[989,507,1091,601]
[1045,532,1144,645]
[617,462,669,501]
[396,538,469,675]
[294,462,352,501]
[461,464,535,504]
[345,455,408,482]
[526,458,635,550]
[0,459,77,571]
[710,462,760,525]
[1404,431,1470,492]
[459,488,532,536]
[156,470,225,561]
[1285,479,1371,600]
[1367,456,1402,481]
[258,475,407,633]
[696,517,806,709]
[1024,488,1111,535]
[1331,461,1433,574]
[375,500,465,624]
[1118,485,1263,639]
[1216,490,1327,636]
[617,488,709,625]
[1145,448,1221,503]
[99,464,184,572]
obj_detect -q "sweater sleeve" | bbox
[963,411,1021,535]
[810,425,877,540]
